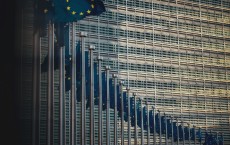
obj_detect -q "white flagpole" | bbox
[171,116,174,145]
[147,102,150,145]
[112,74,118,145]
[97,56,103,145]
[119,81,125,145]
[89,45,95,145]
[71,22,76,145]
[153,106,156,145]
[133,93,138,145]
[105,66,111,145]
[165,113,168,145]
[79,31,87,145]
[126,87,131,145]
[32,15,41,145]
[47,21,54,145]
[188,123,191,145]
[59,46,65,145]
[158,110,162,145]
[140,98,144,145]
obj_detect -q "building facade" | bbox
[18,0,230,145]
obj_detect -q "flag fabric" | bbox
[85,50,90,108]
[117,85,122,118]
[166,118,172,138]
[136,101,142,127]
[76,40,81,102]
[149,110,154,134]
[94,62,99,105]
[178,124,183,141]
[102,71,107,110]
[38,0,106,23]
[143,106,148,130]
[161,115,166,134]
[130,97,135,127]
[173,122,178,142]
[109,78,114,109]
[123,92,128,122]
[190,128,195,141]
[196,128,202,142]
[155,113,160,134]
[184,126,189,140]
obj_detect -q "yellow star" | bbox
[87,10,91,14]
[44,8,48,13]
[91,4,94,8]
[66,0,69,2]
[72,11,76,15]
[79,12,84,16]
[67,6,71,11]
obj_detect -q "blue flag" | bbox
[196,128,202,142]
[123,92,128,122]
[102,72,107,110]
[173,122,178,142]
[178,124,183,141]
[149,110,154,133]
[85,51,90,108]
[143,106,148,130]
[109,78,114,109]
[166,118,172,138]
[76,41,81,102]
[94,62,99,105]
[38,0,106,23]
[184,126,189,140]
[130,97,135,127]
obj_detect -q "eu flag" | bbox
[39,0,106,22]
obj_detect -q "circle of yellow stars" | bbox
[66,0,95,16]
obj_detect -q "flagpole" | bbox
[146,102,150,145]
[47,21,54,145]
[97,55,103,145]
[59,46,65,145]
[126,87,131,145]
[112,74,118,145]
[153,106,156,145]
[105,65,111,145]
[89,45,95,145]
[79,31,87,145]
[133,93,138,145]
[188,123,191,145]
[171,116,174,145]
[165,113,168,145]
[194,125,196,145]
[32,12,41,145]
[177,118,179,145]
[140,98,144,145]
[182,121,185,145]
[71,22,76,145]
[158,110,162,145]
[119,81,125,145]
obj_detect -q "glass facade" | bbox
[18,0,230,145]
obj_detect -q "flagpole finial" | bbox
[89,45,95,50]
[105,65,110,70]
[79,31,88,37]
[112,74,117,78]
[97,55,103,61]
[119,81,124,85]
